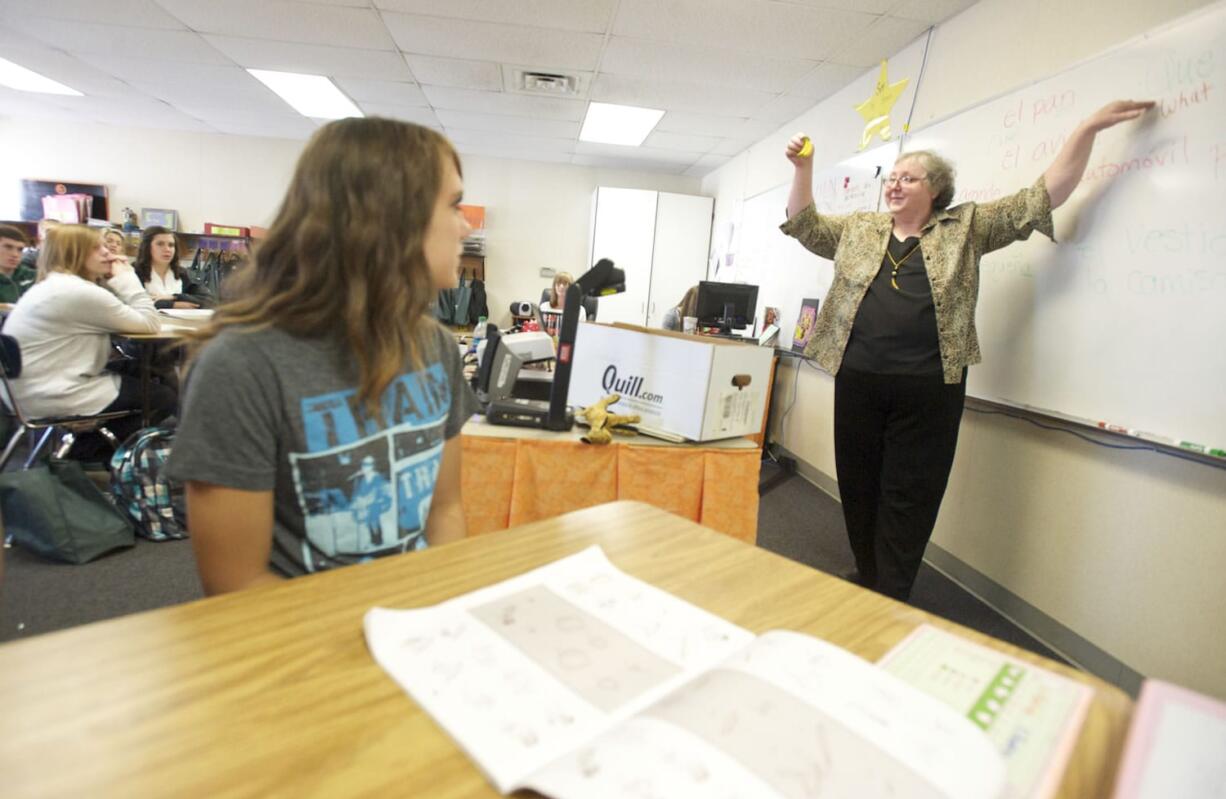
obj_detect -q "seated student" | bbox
[0,224,36,303]
[166,117,479,596]
[17,219,57,275]
[661,285,699,331]
[133,226,212,309]
[1,225,175,451]
[540,271,587,321]
[101,228,130,270]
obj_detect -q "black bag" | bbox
[435,287,458,324]
[0,460,135,564]
[467,278,488,325]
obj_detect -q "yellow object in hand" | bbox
[798,137,813,158]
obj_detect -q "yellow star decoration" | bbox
[854,60,909,150]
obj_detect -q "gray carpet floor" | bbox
[0,459,1062,664]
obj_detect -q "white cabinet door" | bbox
[587,187,656,326]
[645,192,713,328]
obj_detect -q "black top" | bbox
[841,234,943,375]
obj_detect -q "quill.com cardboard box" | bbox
[569,323,773,442]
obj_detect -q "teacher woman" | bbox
[781,99,1153,601]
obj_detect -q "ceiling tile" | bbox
[591,73,774,117]
[203,36,414,81]
[710,137,756,156]
[574,141,698,166]
[779,0,896,13]
[156,0,396,49]
[829,15,931,67]
[684,153,732,177]
[890,0,979,24]
[403,55,502,90]
[459,144,574,165]
[0,0,186,29]
[571,154,689,175]
[200,110,319,139]
[334,78,427,106]
[611,0,877,61]
[435,109,579,139]
[788,62,870,100]
[656,111,750,137]
[375,0,616,32]
[0,88,92,120]
[447,128,574,151]
[748,93,819,124]
[357,103,440,126]
[642,130,721,153]
[0,40,149,99]
[383,12,604,71]
[280,0,369,5]
[600,37,817,93]
[421,86,586,121]
[73,54,271,98]
[9,18,229,64]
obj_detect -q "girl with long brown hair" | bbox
[131,226,211,309]
[166,118,478,595]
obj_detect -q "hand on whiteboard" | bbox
[785,133,814,168]
[1082,99,1156,133]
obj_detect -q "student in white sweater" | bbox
[2,225,176,450]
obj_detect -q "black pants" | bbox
[70,375,178,462]
[833,368,966,601]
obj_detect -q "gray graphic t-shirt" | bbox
[167,323,478,577]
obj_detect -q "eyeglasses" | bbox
[884,174,927,187]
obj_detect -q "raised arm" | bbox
[1042,100,1155,209]
[785,132,815,218]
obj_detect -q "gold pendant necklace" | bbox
[886,241,922,290]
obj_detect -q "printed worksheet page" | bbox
[363,547,754,794]
[526,631,1006,799]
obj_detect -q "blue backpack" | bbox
[110,426,188,541]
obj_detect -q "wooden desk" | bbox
[461,417,761,542]
[0,502,1131,798]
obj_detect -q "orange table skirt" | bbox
[461,436,760,544]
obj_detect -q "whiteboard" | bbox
[903,0,1226,448]
[726,143,897,344]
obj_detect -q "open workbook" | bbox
[365,548,1051,798]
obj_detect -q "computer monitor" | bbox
[696,281,758,333]
[472,327,524,408]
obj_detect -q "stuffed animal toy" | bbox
[577,394,640,445]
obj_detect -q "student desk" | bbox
[0,501,1132,798]
[461,416,761,543]
[119,315,206,425]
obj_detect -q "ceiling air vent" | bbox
[503,67,589,98]
[521,71,576,94]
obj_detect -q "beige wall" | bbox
[704,0,1226,697]
[0,119,697,329]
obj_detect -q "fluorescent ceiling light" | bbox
[247,69,362,120]
[0,57,82,96]
[579,101,664,146]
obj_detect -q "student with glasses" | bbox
[779,100,1153,602]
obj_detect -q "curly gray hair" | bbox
[896,150,957,210]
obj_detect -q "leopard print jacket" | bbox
[779,175,1054,383]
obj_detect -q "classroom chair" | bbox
[0,334,137,471]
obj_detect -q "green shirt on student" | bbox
[0,263,37,303]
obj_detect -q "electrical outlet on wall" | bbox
[539,268,556,278]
